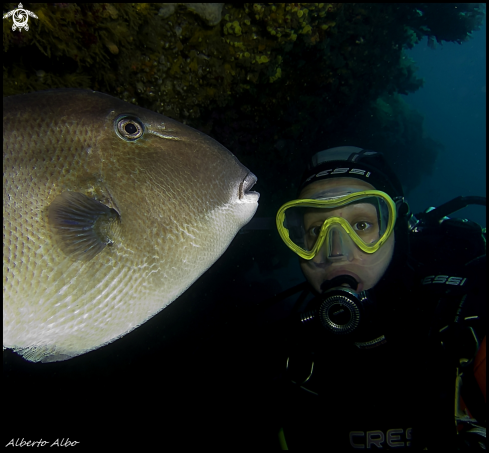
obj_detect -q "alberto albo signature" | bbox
[6,438,80,447]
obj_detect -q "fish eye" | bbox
[115,115,144,141]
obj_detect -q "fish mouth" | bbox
[238,172,260,203]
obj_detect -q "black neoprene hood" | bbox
[299,146,404,199]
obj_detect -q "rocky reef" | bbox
[3,3,485,212]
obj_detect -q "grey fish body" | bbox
[3,89,259,363]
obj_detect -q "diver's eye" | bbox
[354,221,371,231]
[309,226,321,237]
[115,116,144,141]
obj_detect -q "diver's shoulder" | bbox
[409,216,486,269]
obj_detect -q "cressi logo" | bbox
[350,428,412,448]
[306,167,371,182]
[3,3,38,32]
[422,275,467,286]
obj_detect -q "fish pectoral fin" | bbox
[47,191,121,261]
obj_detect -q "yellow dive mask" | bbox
[276,189,397,260]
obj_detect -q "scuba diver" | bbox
[272,146,486,450]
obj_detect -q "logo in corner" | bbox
[3,3,38,32]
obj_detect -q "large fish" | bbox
[3,89,259,363]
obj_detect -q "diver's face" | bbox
[299,178,395,293]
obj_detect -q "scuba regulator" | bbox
[298,274,387,349]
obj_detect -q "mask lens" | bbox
[280,192,394,258]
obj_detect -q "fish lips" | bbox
[238,172,260,203]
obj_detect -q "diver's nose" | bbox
[328,229,344,257]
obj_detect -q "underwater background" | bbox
[404,24,486,228]
[3,3,486,449]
